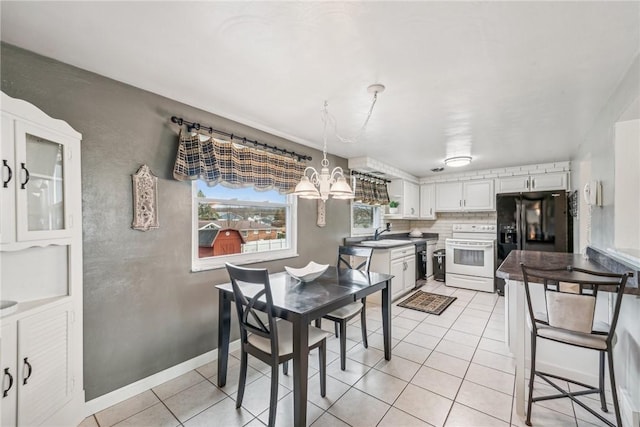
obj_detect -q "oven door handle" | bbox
[447,241,493,249]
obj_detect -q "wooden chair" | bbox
[520,263,629,427]
[322,246,373,370]
[225,263,330,427]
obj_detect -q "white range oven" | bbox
[445,224,496,292]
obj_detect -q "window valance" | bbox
[173,131,306,193]
[353,176,390,205]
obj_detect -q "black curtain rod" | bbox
[171,116,312,162]
[351,170,391,183]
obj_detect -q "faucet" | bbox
[374,223,392,241]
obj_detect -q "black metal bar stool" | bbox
[520,263,629,427]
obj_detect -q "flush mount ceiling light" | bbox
[444,156,472,168]
[293,84,384,201]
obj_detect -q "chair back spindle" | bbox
[337,246,373,272]
[225,263,279,357]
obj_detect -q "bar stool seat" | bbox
[535,324,607,350]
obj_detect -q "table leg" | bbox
[292,316,309,427]
[382,279,392,360]
[217,291,231,387]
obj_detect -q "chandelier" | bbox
[293,84,385,201]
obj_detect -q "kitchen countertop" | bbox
[496,250,638,295]
[344,233,438,249]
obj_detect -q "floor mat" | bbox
[397,290,457,315]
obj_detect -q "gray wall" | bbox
[572,55,640,252]
[1,43,350,400]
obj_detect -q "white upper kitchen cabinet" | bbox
[497,172,568,193]
[387,179,419,218]
[435,181,463,211]
[419,183,436,219]
[463,179,495,210]
[435,179,495,212]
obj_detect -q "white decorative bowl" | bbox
[285,262,329,282]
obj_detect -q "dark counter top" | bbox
[496,250,638,295]
[344,233,438,249]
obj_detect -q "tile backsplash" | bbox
[406,212,497,249]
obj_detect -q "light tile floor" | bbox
[79,280,614,427]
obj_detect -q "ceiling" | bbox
[1,2,639,178]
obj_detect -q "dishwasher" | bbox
[416,240,437,280]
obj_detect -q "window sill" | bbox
[191,250,299,272]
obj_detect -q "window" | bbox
[192,180,297,271]
[351,202,382,236]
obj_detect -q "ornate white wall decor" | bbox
[316,199,326,227]
[132,164,159,231]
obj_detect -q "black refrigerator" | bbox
[496,191,573,295]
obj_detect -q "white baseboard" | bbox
[620,389,640,427]
[84,340,241,416]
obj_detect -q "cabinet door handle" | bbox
[22,357,32,385]
[2,160,12,188]
[531,178,536,189]
[3,368,13,397]
[430,208,432,216]
[20,163,30,190]
[463,200,466,207]
[459,200,462,207]
[526,177,530,190]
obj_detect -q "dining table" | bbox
[216,266,394,426]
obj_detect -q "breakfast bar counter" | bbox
[496,250,638,422]
[496,250,638,295]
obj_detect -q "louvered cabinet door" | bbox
[17,303,73,426]
[1,322,18,426]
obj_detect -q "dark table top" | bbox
[496,250,639,295]
[216,267,394,316]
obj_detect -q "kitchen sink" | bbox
[358,239,413,247]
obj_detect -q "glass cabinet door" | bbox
[14,122,73,242]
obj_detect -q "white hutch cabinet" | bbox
[1,92,84,427]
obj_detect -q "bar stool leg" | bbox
[607,348,623,427]
[599,352,608,412]
[526,333,536,426]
